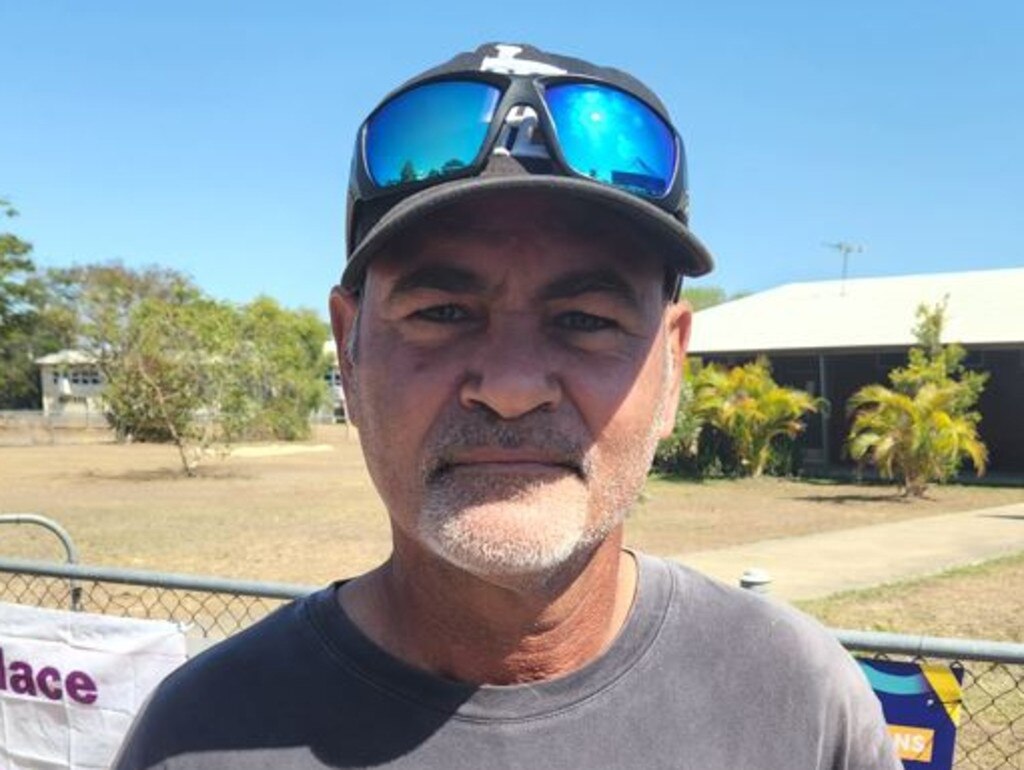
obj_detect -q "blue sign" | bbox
[857,658,964,769]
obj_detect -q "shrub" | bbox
[845,301,989,496]
[654,358,818,479]
[690,358,820,478]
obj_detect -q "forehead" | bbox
[365,191,667,293]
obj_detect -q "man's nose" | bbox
[458,318,562,420]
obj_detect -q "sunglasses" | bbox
[351,73,687,211]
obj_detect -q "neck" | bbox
[339,530,637,685]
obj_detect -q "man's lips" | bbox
[448,462,576,479]
[432,450,584,480]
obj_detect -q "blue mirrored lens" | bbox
[365,81,501,187]
[544,84,676,198]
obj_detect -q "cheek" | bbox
[581,359,670,518]
[352,330,464,466]
[562,342,667,440]
[577,343,670,468]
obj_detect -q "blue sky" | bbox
[3,2,1022,316]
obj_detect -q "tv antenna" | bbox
[823,241,863,296]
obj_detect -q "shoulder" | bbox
[647,556,900,769]
[113,587,333,768]
[655,554,855,668]
[163,587,323,697]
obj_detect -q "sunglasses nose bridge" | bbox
[492,104,553,161]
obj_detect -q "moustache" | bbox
[422,418,590,483]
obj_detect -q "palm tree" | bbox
[692,358,820,478]
[846,382,987,497]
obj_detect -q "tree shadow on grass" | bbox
[80,466,254,482]
[789,493,917,505]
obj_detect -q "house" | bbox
[35,343,350,425]
[321,340,347,422]
[34,350,104,417]
[687,267,1024,473]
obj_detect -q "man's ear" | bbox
[657,300,693,439]
[328,285,361,427]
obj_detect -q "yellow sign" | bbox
[888,724,936,762]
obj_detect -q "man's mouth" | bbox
[429,450,585,482]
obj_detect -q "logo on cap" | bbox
[480,44,567,76]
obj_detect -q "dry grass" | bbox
[631,473,1024,555]
[796,550,1024,768]
[1,425,1022,585]
[797,550,1024,642]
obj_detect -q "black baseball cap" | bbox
[342,42,714,291]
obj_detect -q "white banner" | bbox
[0,601,187,770]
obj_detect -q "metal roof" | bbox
[688,267,1024,355]
[34,349,98,366]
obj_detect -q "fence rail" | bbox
[836,629,1024,769]
[0,557,313,639]
[0,557,1020,768]
[0,409,111,446]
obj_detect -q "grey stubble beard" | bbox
[415,339,674,588]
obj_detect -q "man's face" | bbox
[331,192,690,588]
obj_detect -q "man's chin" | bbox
[418,482,603,587]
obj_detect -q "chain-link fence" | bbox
[837,630,1024,769]
[1,557,1021,768]
[0,557,312,640]
[945,658,1022,768]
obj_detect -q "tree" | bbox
[845,300,988,496]
[229,297,330,441]
[399,160,418,183]
[679,286,727,311]
[102,294,331,475]
[689,358,820,477]
[0,199,35,324]
[45,262,203,436]
[653,365,705,475]
[0,200,40,406]
[889,298,988,415]
[0,200,74,408]
[49,261,201,362]
[846,383,987,496]
[678,285,747,312]
[76,275,331,473]
[102,296,243,474]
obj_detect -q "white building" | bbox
[321,340,347,422]
[34,350,105,417]
[35,343,349,424]
[688,267,1024,472]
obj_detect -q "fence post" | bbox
[739,567,772,593]
[0,515,82,610]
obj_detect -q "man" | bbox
[116,43,899,769]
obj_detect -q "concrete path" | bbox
[673,502,1024,601]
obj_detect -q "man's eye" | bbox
[555,311,617,332]
[414,304,470,323]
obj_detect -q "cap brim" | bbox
[342,175,714,291]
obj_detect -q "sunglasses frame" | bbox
[350,71,688,214]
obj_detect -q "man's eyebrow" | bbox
[539,269,640,308]
[387,265,486,300]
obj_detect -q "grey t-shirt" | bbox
[114,554,899,769]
